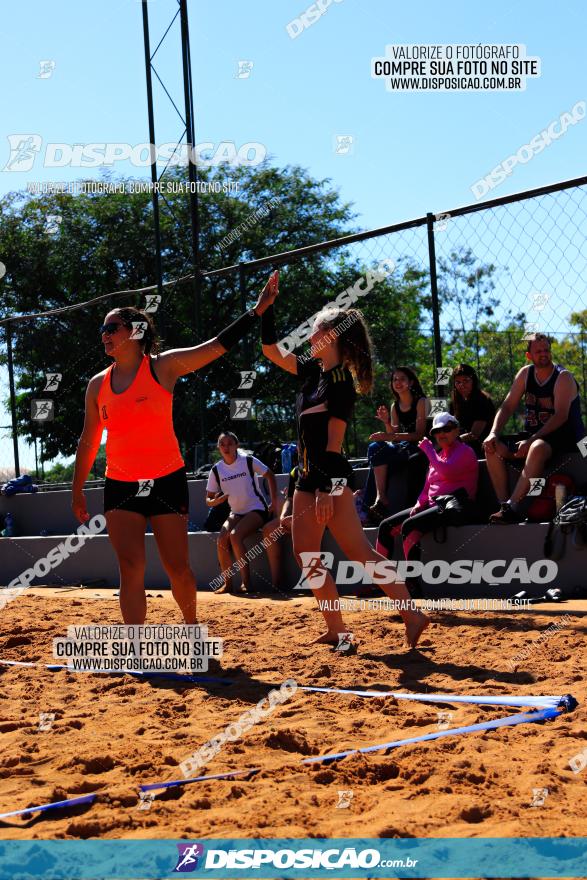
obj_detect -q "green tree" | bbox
[0,164,503,466]
[42,446,106,483]
[437,246,500,340]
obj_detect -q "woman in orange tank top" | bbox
[71,280,276,625]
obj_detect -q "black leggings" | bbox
[376,505,445,560]
[376,501,478,593]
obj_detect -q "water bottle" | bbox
[2,512,14,537]
[281,443,295,475]
[354,488,369,525]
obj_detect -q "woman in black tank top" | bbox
[259,272,429,650]
[363,367,428,523]
[394,397,420,433]
[450,363,496,458]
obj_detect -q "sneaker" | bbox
[489,502,525,524]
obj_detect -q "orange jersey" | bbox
[97,355,184,481]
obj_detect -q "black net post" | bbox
[6,322,20,477]
[426,212,443,397]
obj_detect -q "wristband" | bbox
[216,309,258,351]
[260,305,278,345]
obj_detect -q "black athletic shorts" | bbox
[104,466,189,517]
[504,429,578,463]
[295,463,355,495]
[501,433,529,467]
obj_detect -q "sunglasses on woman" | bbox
[432,425,459,435]
[99,322,125,336]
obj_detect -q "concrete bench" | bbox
[2,456,585,598]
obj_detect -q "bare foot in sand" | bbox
[310,631,340,645]
[405,612,430,649]
[214,582,231,594]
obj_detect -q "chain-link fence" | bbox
[203,220,436,460]
[203,175,587,456]
[1,174,586,478]
[433,180,587,432]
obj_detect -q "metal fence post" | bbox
[580,330,587,425]
[239,263,248,342]
[140,0,163,303]
[426,213,443,395]
[6,322,20,478]
[238,263,251,446]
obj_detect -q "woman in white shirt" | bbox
[206,432,278,594]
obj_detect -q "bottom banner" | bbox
[0,838,585,879]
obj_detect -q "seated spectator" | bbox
[206,431,278,594]
[450,363,496,457]
[259,466,297,591]
[363,367,428,523]
[376,412,479,597]
[484,333,585,524]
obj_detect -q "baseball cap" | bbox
[430,412,459,434]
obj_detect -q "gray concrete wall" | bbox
[1,521,584,598]
[0,473,290,537]
[2,457,586,597]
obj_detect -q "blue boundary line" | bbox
[139,699,573,792]
[0,671,577,817]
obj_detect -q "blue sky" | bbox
[1,0,585,228]
[1,0,586,472]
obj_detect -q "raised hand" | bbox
[376,405,390,425]
[254,270,279,316]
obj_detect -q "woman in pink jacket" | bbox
[376,412,479,597]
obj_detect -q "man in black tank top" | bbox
[483,334,585,523]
